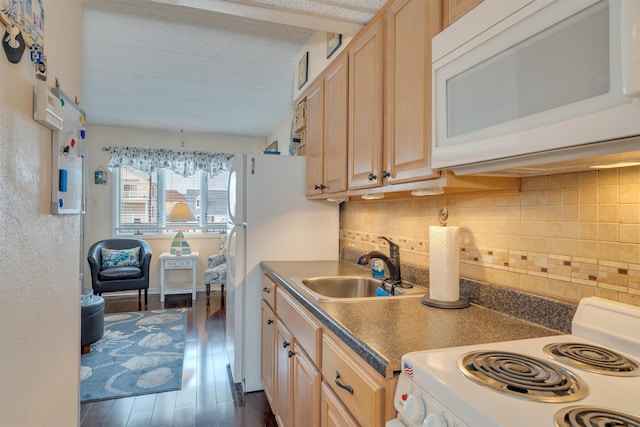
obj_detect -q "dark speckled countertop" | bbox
[261,260,562,378]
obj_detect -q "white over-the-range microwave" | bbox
[431,0,640,176]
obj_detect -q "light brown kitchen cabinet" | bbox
[304,80,325,196]
[304,54,348,196]
[384,0,441,185]
[322,55,349,195]
[322,333,386,427]
[261,273,398,426]
[320,382,359,427]
[275,320,294,427]
[442,0,483,28]
[292,343,321,427]
[347,19,384,190]
[260,299,276,410]
[262,274,322,427]
[347,0,441,192]
[298,0,520,199]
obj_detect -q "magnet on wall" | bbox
[59,169,68,192]
[58,198,64,208]
[79,128,86,139]
[2,24,26,64]
[29,44,42,63]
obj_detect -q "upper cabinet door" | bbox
[304,80,325,196]
[323,54,349,194]
[384,0,440,184]
[347,19,384,191]
[442,0,483,28]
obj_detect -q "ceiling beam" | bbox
[146,0,365,35]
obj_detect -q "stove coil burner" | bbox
[458,351,588,402]
[544,343,640,377]
[555,406,640,427]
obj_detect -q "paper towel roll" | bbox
[429,226,460,302]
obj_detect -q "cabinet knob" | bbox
[262,287,271,293]
[314,184,326,190]
[368,173,377,181]
[267,319,273,325]
[288,350,296,358]
[282,341,290,348]
[334,370,354,394]
[381,170,391,179]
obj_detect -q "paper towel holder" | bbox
[421,295,469,309]
[439,207,448,226]
[422,207,470,309]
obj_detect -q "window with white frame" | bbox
[115,166,228,235]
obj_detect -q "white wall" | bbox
[0,0,83,425]
[84,126,265,293]
[292,30,353,100]
[266,112,295,155]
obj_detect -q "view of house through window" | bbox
[116,166,228,234]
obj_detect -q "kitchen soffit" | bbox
[81,0,386,138]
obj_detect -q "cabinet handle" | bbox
[262,287,271,293]
[368,173,377,181]
[267,319,273,325]
[282,341,290,348]
[314,184,326,190]
[288,350,296,358]
[334,370,354,394]
[381,170,391,179]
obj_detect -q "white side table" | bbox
[159,252,199,302]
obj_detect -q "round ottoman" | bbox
[81,295,105,354]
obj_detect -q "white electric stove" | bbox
[387,297,640,427]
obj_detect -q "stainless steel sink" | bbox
[293,276,426,301]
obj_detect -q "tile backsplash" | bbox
[340,167,640,307]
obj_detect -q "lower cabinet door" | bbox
[276,321,294,427]
[320,382,359,427]
[260,300,276,409]
[292,345,321,427]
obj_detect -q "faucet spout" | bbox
[357,236,403,283]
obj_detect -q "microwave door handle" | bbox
[621,0,640,97]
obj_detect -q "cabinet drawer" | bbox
[277,287,322,366]
[261,274,276,309]
[164,258,194,269]
[322,334,384,427]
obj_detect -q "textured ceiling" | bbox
[81,0,386,138]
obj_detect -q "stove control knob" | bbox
[424,412,447,427]
[401,395,426,424]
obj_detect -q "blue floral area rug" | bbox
[80,309,187,403]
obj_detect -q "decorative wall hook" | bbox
[2,23,25,63]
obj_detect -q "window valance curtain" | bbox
[106,146,233,177]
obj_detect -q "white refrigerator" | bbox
[226,154,339,392]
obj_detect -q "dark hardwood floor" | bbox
[80,290,273,427]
